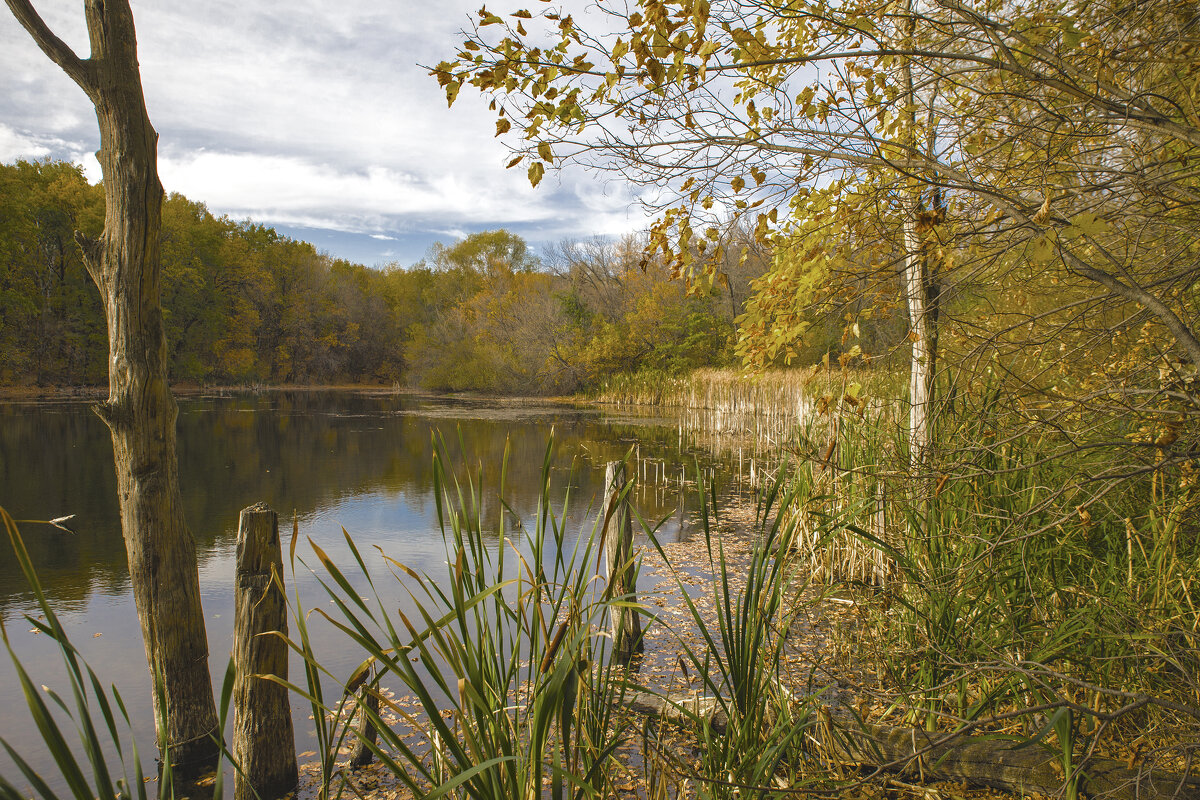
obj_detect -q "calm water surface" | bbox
[0,390,733,789]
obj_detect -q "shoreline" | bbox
[0,383,593,407]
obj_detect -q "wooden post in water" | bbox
[350,688,379,767]
[602,461,643,665]
[232,503,297,800]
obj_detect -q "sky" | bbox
[0,1,648,266]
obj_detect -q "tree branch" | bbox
[4,0,92,90]
[1063,248,1200,368]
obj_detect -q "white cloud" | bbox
[0,122,102,180]
[157,149,554,230]
[0,123,49,161]
[0,2,650,263]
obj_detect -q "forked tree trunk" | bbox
[5,0,219,776]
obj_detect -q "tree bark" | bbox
[350,689,380,768]
[903,217,936,476]
[233,504,297,800]
[5,0,219,777]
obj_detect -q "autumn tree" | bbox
[4,0,219,775]
[405,230,557,391]
[435,0,1199,474]
[0,160,105,384]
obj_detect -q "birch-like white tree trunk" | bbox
[899,7,937,480]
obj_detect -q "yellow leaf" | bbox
[1065,211,1111,239]
[528,161,545,187]
[1028,234,1056,264]
[537,141,554,163]
[495,118,512,136]
[646,58,664,84]
[1032,193,1052,224]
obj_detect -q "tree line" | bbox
[0,158,766,394]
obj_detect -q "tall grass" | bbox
[782,369,1200,783]
[282,431,640,799]
[0,506,231,800]
[594,367,901,453]
[638,463,823,798]
[598,363,1200,786]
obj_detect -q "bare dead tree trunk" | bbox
[5,0,219,777]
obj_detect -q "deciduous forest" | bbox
[0,159,770,394]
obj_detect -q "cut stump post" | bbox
[602,461,643,665]
[232,503,297,800]
[350,688,380,767]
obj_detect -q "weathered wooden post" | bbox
[232,503,297,800]
[349,687,379,767]
[602,461,643,665]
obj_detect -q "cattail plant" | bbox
[280,432,639,799]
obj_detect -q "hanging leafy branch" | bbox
[434,0,1200,372]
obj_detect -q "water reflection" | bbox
[0,393,716,613]
[0,390,733,790]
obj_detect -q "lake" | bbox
[0,390,736,790]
